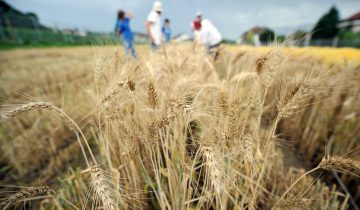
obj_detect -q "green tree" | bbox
[293,30,307,39]
[259,28,275,43]
[245,31,255,45]
[312,6,339,39]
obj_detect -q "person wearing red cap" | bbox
[192,11,202,44]
[193,11,222,54]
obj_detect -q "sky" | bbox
[9,0,360,39]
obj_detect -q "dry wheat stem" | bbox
[242,133,254,164]
[277,83,311,119]
[88,166,117,210]
[0,186,54,209]
[0,102,55,121]
[273,167,318,209]
[94,57,103,86]
[148,81,158,109]
[277,197,309,210]
[0,102,96,166]
[200,145,224,195]
[319,156,360,175]
[275,155,359,208]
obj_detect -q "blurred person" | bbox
[192,11,202,44]
[146,1,163,50]
[194,12,222,54]
[115,10,137,58]
[162,18,172,44]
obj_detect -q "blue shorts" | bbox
[123,39,137,58]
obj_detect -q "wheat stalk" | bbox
[127,80,136,91]
[242,133,254,164]
[0,102,96,166]
[228,99,239,140]
[148,121,159,145]
[277,82,311,119]
[0,102,55,121]
[102,81,126,103]
[256,54,269,75]
[218,90,229,115]
[200,145,224,194]
[277,197,310,210]
[1,186,54,209]
[256,50,281,88]
[250,86,263,121]
[275,155,359,209]
[147,80,158,109]
[157,116,170,129]
[94,57,103,86]
[113,48,120,72]
[318,156,360,174]
[231,51,246,65]
[169,97,193,117]
[101,79,135,103]
[88,166,117,210]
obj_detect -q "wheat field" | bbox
[0,44,359,210]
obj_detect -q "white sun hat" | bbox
[153,1,163,12]
[196,11,202,17]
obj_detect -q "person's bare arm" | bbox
[115,24,120,35]
[126,11,134,19]
[146,21,154,44]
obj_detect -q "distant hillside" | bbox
[0,0,46,29]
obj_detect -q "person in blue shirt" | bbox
[162,19,172,44]
[115,10,136,58]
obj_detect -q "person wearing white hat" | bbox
[146,1,163,49]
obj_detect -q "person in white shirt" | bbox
[146,1,163,50]
[194,12,222,53]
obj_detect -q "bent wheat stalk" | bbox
[274,155,360,209]
[0,102,96,166]
[0,186,54,210]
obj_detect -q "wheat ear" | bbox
[318,156,360,174]
[0,102,55,121]
[277,83,311,119]
[147,80,158,109]
[0,102,96,166]
[89,166,117,210]
[1,186,54,209]
[200,145,224,194]
[275,155,359,209]
[242,133,254,164]
[277,197,310,210]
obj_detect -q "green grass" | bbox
[0,42,100,50]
